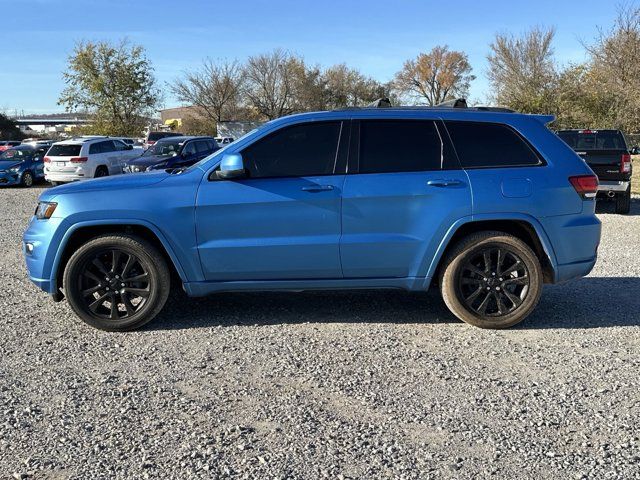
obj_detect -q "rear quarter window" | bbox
[445,121,543,168]
[47,144,82,157]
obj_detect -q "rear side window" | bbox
[47,144,82,157]
[195,140,211,154]
[359,120,443,173]
[242,121,342,178]
[89,141,114,154]
[557,130,627,150]
[445,121,542,168]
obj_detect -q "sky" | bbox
[0,0,621,115]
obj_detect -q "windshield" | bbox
[558,130,627,151]
[143,139,184,157]
[0,149,27,161]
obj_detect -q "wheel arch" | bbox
[426,215,558,286]
[52,220,188,292]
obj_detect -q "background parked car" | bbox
[0,145,46,187]
[44,137,142,185]
[0,140,22,152]
[214,136,235,145]
[123,136,219,173]
[116,137,144,150]
[557,129,633,214]
[143,131,183,150]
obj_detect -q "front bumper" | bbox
[0,171,21,185]
[23,216,66,294]
[597,180,630,192]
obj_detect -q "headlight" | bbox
[34,201,57,220]
[9,166,20,173]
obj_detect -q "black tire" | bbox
[21,171,34,187]
[94,166,109,178]
[615,185,631,214]
[439,231,543,329]
[63,234,171,331]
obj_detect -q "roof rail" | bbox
[367,98,392,108]
[436,98,468,108]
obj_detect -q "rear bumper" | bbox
[597,180,629,192]
[555,257,597,283]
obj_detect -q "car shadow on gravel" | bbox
[148,289,456,330]
[596,197,640,215]
[147,277,639,331]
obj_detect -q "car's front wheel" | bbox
[21,171,34,187]
[439,231,543,329]
[63,234,171,331]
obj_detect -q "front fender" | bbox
[48,218,191,292]
[418,213,559,289]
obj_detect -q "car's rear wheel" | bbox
[21,171,34,187]
[615,185,631,214]
[439,231,543,329]
[63,234,170,331]
[94,166,109,178]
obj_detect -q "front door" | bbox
[340,119,472,279]
[195,120,348,281]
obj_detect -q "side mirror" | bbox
[631,146,639,155]
[126,144,133,150]
[217,153,245,179]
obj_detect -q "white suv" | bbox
[44,137,142,185]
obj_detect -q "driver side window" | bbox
[241,121,342,178]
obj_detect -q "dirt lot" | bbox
[0,187,638,479]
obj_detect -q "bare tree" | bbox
[583,4,640,131]
[243,49,302,120]
[171,59,245,126]
[323,64,390,108]
[394,45,475,105]
[487,27,557,113]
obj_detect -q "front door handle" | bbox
[301,185,335,192]
[427,179,463,187]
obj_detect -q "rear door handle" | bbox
[427,179,463,187]
[301,185,335,192]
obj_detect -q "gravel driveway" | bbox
[0,186,638,479]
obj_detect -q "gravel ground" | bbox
[0,186,639,480]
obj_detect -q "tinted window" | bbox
[47,144,82,157]
[195,140,211,154]
[557,130,627,150]
[113,140,128,151]
[359,120,443,173]
[445,121,541,168]
[182,142,197,156]
[242,122,342,178]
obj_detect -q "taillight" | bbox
[569,175,599,199]
[70,157,88,163]
[43,156,51,163]
[621,154,631,173]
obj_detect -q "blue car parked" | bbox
[0,145,46,187]
[122,136,219,173]
[23,101,601,331]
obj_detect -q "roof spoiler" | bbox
[533,114,556,125]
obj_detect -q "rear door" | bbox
[340,119,471,278]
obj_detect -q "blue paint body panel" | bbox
[23,107,601,297]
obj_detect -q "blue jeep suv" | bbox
[23,103,601,331]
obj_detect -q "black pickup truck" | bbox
[557,129,634,214]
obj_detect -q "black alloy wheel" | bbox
[458,247,530,317]
[63,235,170,331]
